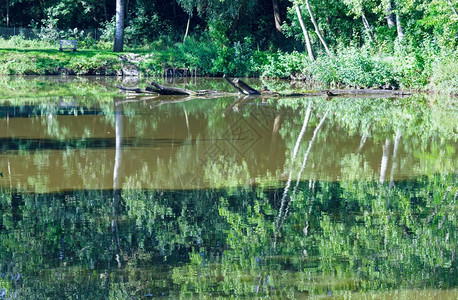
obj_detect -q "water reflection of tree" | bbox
[0,92,457,297]
[0,177,455,297]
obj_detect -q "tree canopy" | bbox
[1,0,456,51]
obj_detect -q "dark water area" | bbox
[0,77,456,299]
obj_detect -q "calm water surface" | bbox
[0,77,456,299]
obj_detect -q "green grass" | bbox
[0,49,124,75]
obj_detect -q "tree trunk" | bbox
[304,0,331,55]
[295,3,314,61]
[183,14,191,43]
[272,0,282,35]
[104,0,108,21]
[113,0,125,52]
[395,13,404,41]
[447,0,458,16]
[6,0,10,27]
[386,0,395,28]
[125,0,130,25]
[362,13,374,42]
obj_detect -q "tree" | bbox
[272,0,283,35]
[294,1,314,60]
[113,0,125,52]
[303,0,330,55]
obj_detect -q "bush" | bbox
[429,51,458,93]
[260,51,309,79]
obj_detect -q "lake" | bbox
[0,76,456,299]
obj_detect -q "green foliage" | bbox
[311,47,397,87]
[259,47,397,87]
[260,51,310,79]
[429,51,458,93]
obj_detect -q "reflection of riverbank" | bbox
[0,102,456,193]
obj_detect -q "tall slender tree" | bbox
[304,0,330,55]
[294,1,314,61]
[113,0,125,52]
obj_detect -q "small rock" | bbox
[122,63,140,76]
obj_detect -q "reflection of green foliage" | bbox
[0,78,456,298]
[0,76,119,99]
[0,172,456,297]
[171,174,456,297]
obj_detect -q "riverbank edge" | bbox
[0,49,457,95]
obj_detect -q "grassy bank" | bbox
[1,37,457,94]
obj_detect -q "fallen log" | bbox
[234,78,261,95]
[147,81,196,95]
[115,84,156,94]
[116,77,412,98]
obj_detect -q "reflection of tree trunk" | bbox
[272,0,282,35]
[8,161,12,190]
[295,3,314,61]
[183,106,190,136]
[276,103,312,227]
[359,134,367,151]
[389,130,401,188]
[304,0,331,55]
[379,139,390,183]
[280,108,329,229]
[113,100,123,191]
[269,114,282,172]
[112,99,123,270]
[293,109,329,195]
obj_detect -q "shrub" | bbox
[429,51,458,93]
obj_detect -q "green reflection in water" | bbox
[0,174,456,298]
[0,77,456,298]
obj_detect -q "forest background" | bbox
[0,0,457,93]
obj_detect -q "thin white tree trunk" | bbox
[295,2,314,61]
[447,0,458,16]
[183,14,191,43]
[304,0,331,55]
[395,13,404,41]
